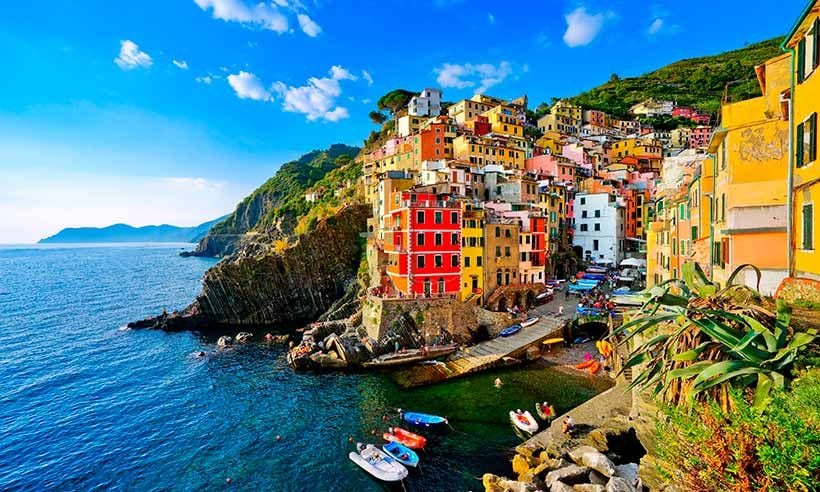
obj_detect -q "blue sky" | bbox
[0,0,807,242]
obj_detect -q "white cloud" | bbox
[297,13,322,37]
[434,61,513,94]
[227,71,273,101]
[162,177,224,192]
[196,75,213,84]
[361,98,371,104]
[193,0,289,33]
[563,6,605,47]
[173,59,189,70]
[114,40,153,70]
[648,18,663,35]
[361,70,374,86]
[488,13,495,24]
[271,66,355,122]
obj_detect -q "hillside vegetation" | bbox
[569,37,783,117]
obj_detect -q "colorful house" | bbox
[784,0,820,279]
[460,204,485,303]
[483,218,520,297]
[384,191,462,296]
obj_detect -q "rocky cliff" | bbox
[130,204,370,331]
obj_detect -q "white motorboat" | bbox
[349,443,408,482]
[509,410,539,434]
[520,316,540,328]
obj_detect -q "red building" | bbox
[672,106,711,125]
[688,126,713,149]
[385,191,462,296]
[529,216,548,267]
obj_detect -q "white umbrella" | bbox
[620,258,646,267]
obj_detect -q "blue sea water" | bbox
[0,244,609,491]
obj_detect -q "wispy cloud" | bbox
[361,69,374,86]
[196,75,214,84]
[297,13,322,37]
[562,7,605,47]
[227,71,273,101]
[162,177,224,192]
[193,0,322,37]
[488,13,495,24]
[434,61,513,94]
[114,40,153,70]
[271,66,357,122]
[172,59,189,70]
[647,18,663,35]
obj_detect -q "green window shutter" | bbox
[803,204,814,250]
[798,38,806,83]
[814,19,820,69]
[811,113,818,163]
[797,122,805,168]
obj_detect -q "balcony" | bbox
[401,199,460,209]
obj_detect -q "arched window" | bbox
[437,277,445,294]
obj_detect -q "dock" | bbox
[394,296,579,387]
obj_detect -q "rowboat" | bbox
[536,289,554,300]
[382,441,419,467]
[383,427,427,449]
[349,443,408,482]
[509,410,538,433]
[500,324,522,337]
[398,409,448,426]
[535,403,555,421]
[520,317,540,328]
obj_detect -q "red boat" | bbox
[382,427,427,449]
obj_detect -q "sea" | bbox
[0,244,611,491]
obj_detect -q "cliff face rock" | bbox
[130,204,370,330]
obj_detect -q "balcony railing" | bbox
[401,199,460,209]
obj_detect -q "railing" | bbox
[401,200,460,209]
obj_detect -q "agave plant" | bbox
[613,263,817,410]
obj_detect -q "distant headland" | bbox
[38,216,225,244]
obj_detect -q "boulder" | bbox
[605,477,636,492]
[568,446,617,477]
[551,482,575,492]
[235,332,253,343]
[614,463,639,485]
[544,465,590,488]
[574,485,605,492]
[589,470,609,486]
[216,335,233,347]
[512,453,537,475]
[482,473,539,492]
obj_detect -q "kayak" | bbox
[500,324,522,337]
[382,441,419,468]
[587,361,602,374]
[383,427,427,449]
[399,409,448,426]
[509,410,539,434]
[575,359,596,369]
[520,317,540,328]
[535,403,556,421]
[349,443,408,482]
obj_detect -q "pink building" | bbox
[525,154,560,178]
[688,126,712,149]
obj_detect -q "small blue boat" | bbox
[576,306,609,317]
[500,324,522,337]
[382,441,420,468]
[399,409,448,426]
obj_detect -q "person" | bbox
[494,377,503,388]
[394,341,400,353]
[562,416,575,434]
[558,305,564,316]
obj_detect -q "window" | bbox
[594,223,600,231]
[595,210,601,218]
[495,227,500,237]
[477,256,482,266]
[797,113,818,167]
[505,246,511,257]
[416,211,425,223]
[435,255,443,267]
[451,255,459,267]
[497,270,502,285]
[721,193,726,221]
[495,246,501,257]
[434,233,442,246]
[580,197,586,205]
[435,211,443,224]
[417,256,425,268]
[803,204,814,250]
[505,229,511,238]
[465,256,471,267]
[593,240,599,251]
[582,210,588,218]
[580,224,588,232]
[691,226,699,240]
[451,211,458,224]
[451,232,458,245]
[417,233,425,246]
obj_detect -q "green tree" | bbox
[368,111,387,125]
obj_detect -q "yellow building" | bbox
[452,134,525,169]
[609,137,663,161]
[784,0,820,279]
[484,104,523,138]
[707,53,791,294]
[460,204,485,303]
[535,131,565,156]
[447,95,498,124]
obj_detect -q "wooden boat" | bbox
[520,316,540,328]
[509,410,538,433]
[500,324,522,337]
[535,289,554,300]
[399,410,447,426]
[383,427,427,449]
[382,441,419,467]
[535,403,556,421]
[362,344,458,368]
[349,443,408,482]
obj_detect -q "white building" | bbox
[629,99,675,118]
[573,192,626,266]
[408,88,442,117]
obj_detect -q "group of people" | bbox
[578,291,615,312]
